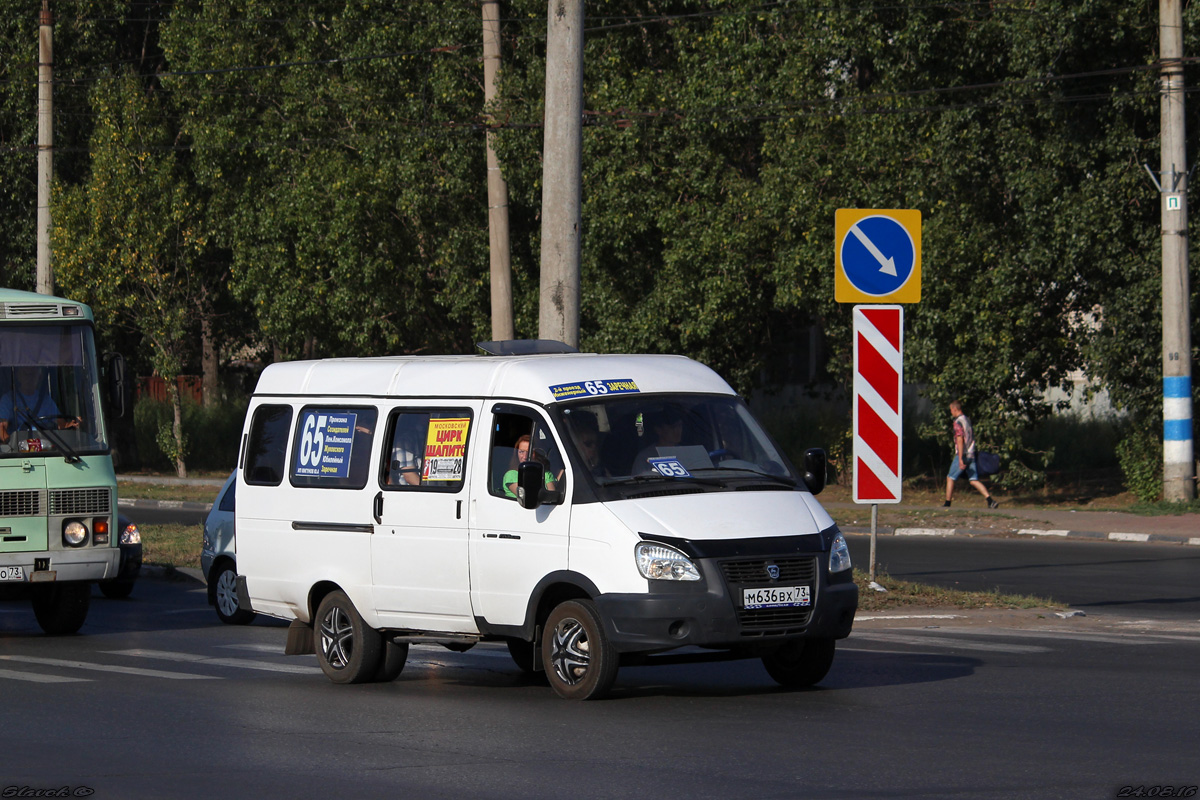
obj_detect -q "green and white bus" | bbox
[0,288,128,634]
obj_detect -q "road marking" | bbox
[929,628,1179,646]
[1018,529,1070,537]
[106,649,321,675]
[849,632,1050,653]
[0,654,216,680]
[894,528,955,537]
[0,667,89,683]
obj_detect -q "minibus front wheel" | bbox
[315,590,382,684]
[761,638,836,688]
[542,600,619,700]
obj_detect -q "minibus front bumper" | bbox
[593,556,858,654]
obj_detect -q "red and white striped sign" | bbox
[853,305,903,504]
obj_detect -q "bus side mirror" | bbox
[104,353,130,419]
[516,461,545,509]
[803,448,827,496]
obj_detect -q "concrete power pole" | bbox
[538,0,582,348]
[1160,0,1195,501]
[483,0,514,341]
[36,0,54,296]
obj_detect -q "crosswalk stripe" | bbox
[0,654,216,680]
[106,649,320,675]
[849,632,1050,653]
[0,667,90,683]
[927,628,1184,646]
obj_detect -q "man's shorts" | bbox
[947,454,979,481]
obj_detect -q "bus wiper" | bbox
[16,407,82,464]
[600,473,725,488]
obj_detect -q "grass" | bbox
[141,523,204,570]
[118,480,225,504]
[853,569,1062,613]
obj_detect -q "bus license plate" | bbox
[743,585,810,609]
[0,566,26,582]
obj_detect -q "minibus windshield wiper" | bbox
[600,473,725,488]
[16,407,82,464]
[700,467,797,487]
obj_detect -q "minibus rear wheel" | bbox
[315,590,382,684]
[762,638,836,688]
[542,600,619,700]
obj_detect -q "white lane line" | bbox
[0,667,90,683]
[849,632,1050,654]
[927,628,1178,646]
[0,654,216,680]
[106,649,320,675]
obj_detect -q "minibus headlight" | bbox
[63,520,89,547]
[635,542,701,582]
[829,531,852,573]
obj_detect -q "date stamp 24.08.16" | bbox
[1116,788,1198,798]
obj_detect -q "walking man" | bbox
[944,399,998,508]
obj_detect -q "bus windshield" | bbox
[0,323,108,458]
[557,394,800,490]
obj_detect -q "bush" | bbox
[133,397,248,472]
[1116,424,1163,502]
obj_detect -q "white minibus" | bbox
[234,341,857,699]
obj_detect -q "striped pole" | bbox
[1164,376,1194,500]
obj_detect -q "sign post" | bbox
[836,209,921,588]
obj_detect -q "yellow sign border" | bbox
[835,209,922,304]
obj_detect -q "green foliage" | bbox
[134,397,247,473]
[1116,422,1164,503]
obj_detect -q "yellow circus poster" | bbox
[422,418,470,482]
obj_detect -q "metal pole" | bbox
[538,0,582,348]
[483,0,514,341]
[869,503,878,583]
[36,0,53,296]
[1160,0,1195,501]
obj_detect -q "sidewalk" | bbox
[829,501,1200,546]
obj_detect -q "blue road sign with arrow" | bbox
[835,209,921,303]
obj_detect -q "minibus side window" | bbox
[289,406,378,490]
[488,409,565,501]
[244,405,293,486]
[380,409,472,492]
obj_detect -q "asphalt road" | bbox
[1,575,1197,799]
[847,534,1200,620]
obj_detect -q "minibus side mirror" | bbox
[516,461,546,509]
[802,448,827,496]
[104,352,130,419]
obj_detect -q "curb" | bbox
[117,497,213,513]
[841,524,1200,546]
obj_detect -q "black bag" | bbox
[976,450,1001,478]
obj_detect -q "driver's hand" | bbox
[0,420,7,443]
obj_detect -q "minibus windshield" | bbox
[558,394,799,488]
[0,324,108,458]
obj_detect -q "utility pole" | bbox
[538,0,582,348]
[36,0,54,295]
[483,0,514,341]
[1160,0,1195,501]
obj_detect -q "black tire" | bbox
[541,599,619,700]
[372,640,409,682]
[31,583,91,635]
[99,578,135,599]
[762,638,836,688]
[211,561,256,625]
[314,590,382,684]
[506,637,538,674]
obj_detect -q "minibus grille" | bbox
[0,490,44,517]
[719,555,818,635]
[49,488,111,515]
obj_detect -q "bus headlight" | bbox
[63,520,89,547]
[635,542,701,581]
[829,531,852,573]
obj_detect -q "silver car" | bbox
[201,471,255,625]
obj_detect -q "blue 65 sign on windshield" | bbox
[549,379,640,400]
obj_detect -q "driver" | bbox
[0,366,79,445]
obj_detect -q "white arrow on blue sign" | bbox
[840,215,917,297]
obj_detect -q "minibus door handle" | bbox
[373,492,383,525]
